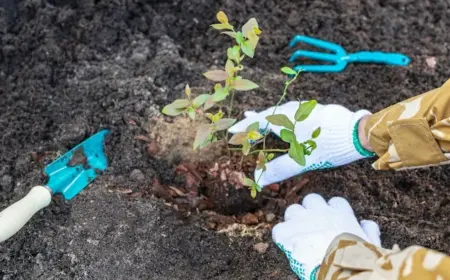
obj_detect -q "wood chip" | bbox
[135,135,151,142]
[168,186,187,197]
[116,188,133,194]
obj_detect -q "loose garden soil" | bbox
[1,0,449,279]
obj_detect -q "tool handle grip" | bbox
[0,186,52,243]
[348,52,410,66]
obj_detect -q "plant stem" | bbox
[263,134,266,151]
[229,147,289,155]
[250,148,288,155]
[228,91,235,118]
[255,169,264,185]
[272,72,300,114]
[225,47,241,150]
[263,72,301,132]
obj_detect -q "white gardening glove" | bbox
[273,193,381,280]
[228,101,374,187]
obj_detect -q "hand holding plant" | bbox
[229,102,374,187]
[162,11,321,197]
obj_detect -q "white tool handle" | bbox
[0,186,52,243]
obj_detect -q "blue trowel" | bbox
[0,129,109,242]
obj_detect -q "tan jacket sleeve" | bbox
[317,234,450,280]
[365,79,450,170]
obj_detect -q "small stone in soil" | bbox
[130,169,145,182]
[287,10,301,27]
[265,213,276,223]
[241,213,259,225]
[426,56,437,69]
[253,242,269,254]
[267,184,279,192]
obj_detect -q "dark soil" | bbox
[1,0,450,279]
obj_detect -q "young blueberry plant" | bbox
[162,11,320,198]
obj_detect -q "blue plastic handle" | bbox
[346,52,411,66]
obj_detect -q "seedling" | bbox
[162,11,320,198]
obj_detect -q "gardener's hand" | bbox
[273,193,381,280]
[228,101,374,187]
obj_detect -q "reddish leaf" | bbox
[228,132,248,145]
[193,124,213,149]
[214,118,236,131]
[203,70,229,82]
[231,79,259,91]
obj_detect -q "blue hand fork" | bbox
[289,35,411,73]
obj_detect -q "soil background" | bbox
[1,0,450,279]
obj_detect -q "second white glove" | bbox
[272,193,381,280]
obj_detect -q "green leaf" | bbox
[235,32,245,44]
[208,110,224,123]
[312,127,321,138]
[171,99,190,109]
[295,100,317,122]
[212,86,229,102]
[214,118,236,131]
[289,141,306,166]
[211,23,233,30]
[212,91,228,102]
[222,31,236,38]
[192,94,210,107]
[243,177,255,187]
[246,122,260,133]
[162,104,184,116]
[187,107,196,120]
[199,138,212,149]
[306,140,317,150]
[225,59,234,74]
[242,141,251,155]
[250,188,257,198]
[194,124,213,150]
[255,183,262,192]
[228,132,248,145]
[247,130,263,141]
[281,67,297,75]
[242,18,259,38]
[266,114,294,130]
[203,70,228,82]
[267,153,275,161]
[231,79,259,91]
[199,132,215,149]
[241,41,255,58]
[280,129,295,143]
[204,96,215,111]
[227,46,240,63]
